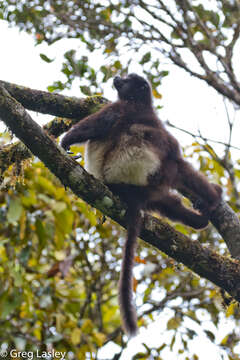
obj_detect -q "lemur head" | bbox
[113,73,152,105]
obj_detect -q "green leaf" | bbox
[0,290,22,318]
[36,219,48,249]
[19,245,31,265]
[47,81,66,92]
[171,29,181,39]
[167,317,181,330]
[93,332,106,347]
[204,330,215,342]
[7,197,23,224]
[40,53,54,63]
[170,334,176,350]
[21,190,37,207]
[55,208,74,235]
[140,52,151,65]
[80,85,92,96]
[37,176,57,196]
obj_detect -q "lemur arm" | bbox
[61,105,118,150]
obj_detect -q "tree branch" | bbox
[165,120,240,152]
[0,80,109,120]
[0,81,108,178]
[1,84,240,303]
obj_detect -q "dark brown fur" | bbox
[61,74,222,336]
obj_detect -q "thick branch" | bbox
[1,85,240,301]
[0,80,109,119]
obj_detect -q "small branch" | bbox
[224,22,240,90]
[165,120,240,152]
[1,84,240,302]
[222,97,234,160]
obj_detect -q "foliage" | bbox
[0,158,121,357]
[0,144,238,358]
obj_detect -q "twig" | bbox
[165,120,240,151]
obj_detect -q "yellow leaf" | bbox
[152,88,162,99]
[191,142,200,147]
[209,289,217,299]
[93,332,106,347]
[190,278,200,287]
[105,48,113,54]
[71,328,82,345]
[64,319,77,329]
[167,317,181,330]
[0,246,7,262]
[56,314,66,332]
[20,310,28,318]
[226,302,236,317]
[33,321,42,340]
[102,305,118,322]
[20,211,26,240]
[81,319,94,333]
[28,258,37,267]
[220,335,229,345]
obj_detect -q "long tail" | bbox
[118,206,142,336]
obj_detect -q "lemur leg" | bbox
[176,159,222,212]
[147,191,209,229]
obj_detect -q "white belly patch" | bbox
[85,140,107,181]
[85,134,160,186]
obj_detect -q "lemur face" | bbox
[114,73,151,104]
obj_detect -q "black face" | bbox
[113,73,152,105]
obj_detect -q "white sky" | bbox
[0,19,239,360]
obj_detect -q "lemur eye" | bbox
[140,83,148,90]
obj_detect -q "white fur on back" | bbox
[85,133,160,186]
